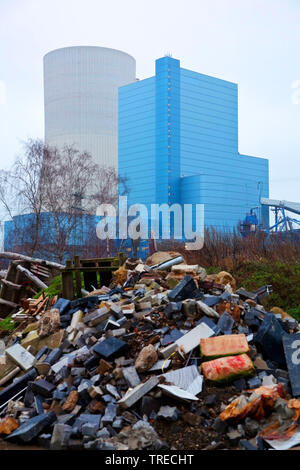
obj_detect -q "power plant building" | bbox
[44,46,136,170]
[118,56,269,234]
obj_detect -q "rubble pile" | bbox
[0,254,299,451]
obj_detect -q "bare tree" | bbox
[0,139,128,263]
[0,139,49,256]
[92,166,129,208]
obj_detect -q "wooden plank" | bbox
[62,260,74,300]
[30,270,49,279]
[16,264,48,290]
[32,297,48,316]
[0,367,21,387]
[62,266,120,272]
[0,279,22,290]
[0,252,64,270]
[74,256,82,299]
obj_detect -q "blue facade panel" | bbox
[118,56,269,239]
[118,77,156,210]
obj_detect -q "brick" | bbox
[93,337,128,360]
[0,417,19,435]
[30,379,56,398]
[88,385,103,399]
[168,276,198,302]
[83,307,110,326]
[200,334,249,359]
[62,391,79,412]
[97,358,113,374]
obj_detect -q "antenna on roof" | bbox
[164,52,173,57]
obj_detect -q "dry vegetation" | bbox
[158,229,300,319]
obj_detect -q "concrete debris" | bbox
[5,343,36,371]
[0,255,299,451]
[38,308,61,338]
[134,344,158,373]
[157,405,179,421]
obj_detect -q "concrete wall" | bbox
[44,46,136,170]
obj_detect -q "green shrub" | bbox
[232,262,300,318]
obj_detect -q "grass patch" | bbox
[0,315,17,331]
[33,273,85,299]
[33,275,63,299]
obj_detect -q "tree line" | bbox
[0,139,128,263]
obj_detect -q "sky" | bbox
[0,0,300,204]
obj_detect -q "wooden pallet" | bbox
[0,260,52,318]
[61,253,127,300]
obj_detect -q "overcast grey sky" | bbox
[0,0,299,202]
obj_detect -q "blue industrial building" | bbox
[4,212,102,261]
[118,56,269,238]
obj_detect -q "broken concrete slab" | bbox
[6,412,56,443]
[118,376,159,409]
[5,343,36,371]
[175,322,215,355]
[122,366,141,388]
[157,405,179,421]
[50,423,72,449]
[160,365,203,396]
[196,300,220,319]
[149,359,171,373]
[254,313,288,367]
[51,346,90,374]
[21,329,65,352]
[161,328,183,346]
[83,307,110,327]
[158,384,199,402]
[102,403,118,425]
[30,378,56,398]
[217,312,235,334]
[168,276,198,302]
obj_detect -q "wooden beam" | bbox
[0,298,19,308]
[0,367,21,387]
[0,252,64,270]
[0,279,22,290]
[16,264,48,290]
